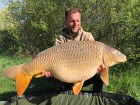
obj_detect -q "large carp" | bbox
[3,41,127,96]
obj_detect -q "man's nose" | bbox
[74,21,78,26]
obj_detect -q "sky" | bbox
[0,1,6,9]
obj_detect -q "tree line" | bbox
[0,0,139,66]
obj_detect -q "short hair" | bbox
[65,8,81,20]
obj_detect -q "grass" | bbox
[104,67,140,101]
[0,54,140,101]
[0,54,31,100]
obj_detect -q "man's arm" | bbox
[54,35,66,45]
[87,32,95,41]
[83,32,95,41]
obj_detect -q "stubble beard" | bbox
[68,27,80,37]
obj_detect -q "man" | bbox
[54,8,94,45]
[42,8,103,92]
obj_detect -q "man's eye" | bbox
[70,20,74,22]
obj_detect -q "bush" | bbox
[0,30,19,55]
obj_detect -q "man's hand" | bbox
[41,70,53,78]
[97,65,109,74]
[97,66,101,74]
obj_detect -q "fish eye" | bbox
[112,51,121,56]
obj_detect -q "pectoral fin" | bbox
[16,72,32,96]
[34,70,49,78]
[73,81,84,95]
[100,65,109,86]
[34,73,44,78]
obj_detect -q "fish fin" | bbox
[3,64,24,80]
[100,65,109,86]
[73,81,84,95]
[34,73,44,78]
[16,72,32,96]
[34,70,49,78]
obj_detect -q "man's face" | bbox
[65,12,81,34]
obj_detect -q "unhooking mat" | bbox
[2,91,140,105]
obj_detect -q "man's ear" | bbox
[64,18,68,26]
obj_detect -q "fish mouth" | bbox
[123,57,127,62]
[115,57,127,65]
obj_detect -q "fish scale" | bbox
[50,41,102,82]
[3,41,127,96]
[22,41,101,82]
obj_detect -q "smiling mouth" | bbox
[73,27,79,30]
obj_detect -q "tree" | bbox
[4,0,140,64]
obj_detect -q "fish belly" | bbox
[24,41,103,83]
[53,67,99,83]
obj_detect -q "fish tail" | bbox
[16,72,32,96]
[3,64,32,96]
[3,64,25,80]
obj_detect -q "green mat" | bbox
[2,91,140,105]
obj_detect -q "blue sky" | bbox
[0,1,6,9]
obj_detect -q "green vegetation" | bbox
[105,66,140,101]
[0,55,30,100]
[0,54,140,101]
[0,0,139,59]
[0,0,139,102]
